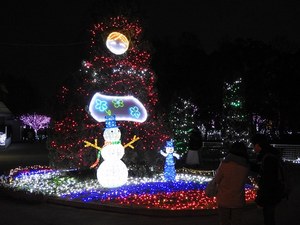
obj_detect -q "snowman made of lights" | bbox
[84,92,147,188]
[160,140,180,181]
[98,115,128,188]
[85,115,139,188]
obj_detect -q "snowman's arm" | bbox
[160,150,167,157]
[173,153,180,159]
[124,135,140,149]
[84,139,102,169]
[84,139,102,150]
[90,158,100,168]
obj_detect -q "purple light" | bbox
[20,113,51,138]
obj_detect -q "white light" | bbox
[0,132,7,146]
[97,127,128,188]
[106,32,129,55]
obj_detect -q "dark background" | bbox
[1,0,300,133]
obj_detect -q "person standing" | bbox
[214,141,250,225]
[250,134,284,225]
[185,128,203,166]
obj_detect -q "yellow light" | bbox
[106,32,129,55]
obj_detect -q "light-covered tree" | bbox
[47,15,170,170]
[168,96,199,156]
[20,113,51,140]
[221,77,250,145]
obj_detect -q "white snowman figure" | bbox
[84,115,139,188]
[97,115,127,188]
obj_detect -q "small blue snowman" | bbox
[160,139,180,181]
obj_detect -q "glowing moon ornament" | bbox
[106,32,129,55]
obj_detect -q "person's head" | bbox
[250,133,269,154]
[229,141,249,160]
[188,128,203,150]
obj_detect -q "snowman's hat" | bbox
[104,115,118,129]
[166,139,174,148]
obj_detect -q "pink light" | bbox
[20,113,51,137]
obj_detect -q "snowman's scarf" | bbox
[103,140,121,148]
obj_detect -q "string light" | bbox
[48,15,170,170]
[0,165,257,211]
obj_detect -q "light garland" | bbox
[0,165,257,211]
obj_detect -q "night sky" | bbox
[1,0,300,98]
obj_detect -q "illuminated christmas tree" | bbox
[47,15,170,170]
[221,77,250,145]
[168,97,199,156]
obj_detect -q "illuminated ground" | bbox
[0,165,257,216]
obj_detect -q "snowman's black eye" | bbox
[111,130,113,133]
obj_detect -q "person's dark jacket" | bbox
[254,145,283,206]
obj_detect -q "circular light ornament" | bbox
[106,31,129,55]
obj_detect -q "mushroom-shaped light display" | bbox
[106,31,129,55]
[88,92,148,123]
